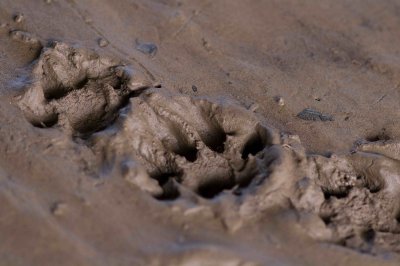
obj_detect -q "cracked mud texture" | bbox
[16,42,400,255]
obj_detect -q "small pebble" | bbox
[297,108,334,121]
[98,38,109,47]
[276,96,285,106]
[249,103,259,112]
[13,13,24,23]
[135,40,157,57]
[202,38,211,52]
[50,202,68,216]
[84,17,92,23]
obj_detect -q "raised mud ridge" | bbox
[16,43,400,254]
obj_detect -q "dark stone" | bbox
[297,108,334,121]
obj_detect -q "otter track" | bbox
[16,42,400,254]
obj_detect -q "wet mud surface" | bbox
[2,1,400,265]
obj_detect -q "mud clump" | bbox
[13,13,24,23]
[292,140,400,253]
[98,38,109,48]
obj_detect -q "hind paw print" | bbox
[93,90,279,199]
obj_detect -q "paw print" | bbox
[92,90,278,199]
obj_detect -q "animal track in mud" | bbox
[292,139,400,253]
[16,42,400,254]
[17,41,153,137]
[91,90,278,199]
[16,42,277,199]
